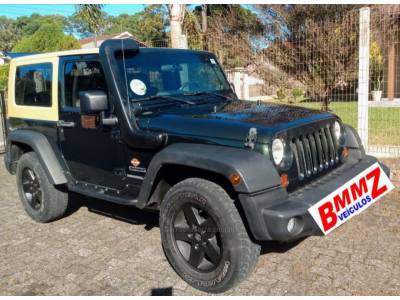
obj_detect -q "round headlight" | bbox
[272,138,284,165]
[333,121,342,140]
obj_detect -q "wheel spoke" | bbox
[21,168,42,210]
[204,240,221,265]
[182,205,200,227]
[188,245,205,267]
[174,226,193,242]
[200,217,218,239]
[27,169,36,181]
[22,180,31,188]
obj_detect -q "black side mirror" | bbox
[79,91,108,114]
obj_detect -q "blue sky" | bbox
[0,4,146,19]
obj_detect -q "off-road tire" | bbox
[16,152,68,223]
[160,178,260,293]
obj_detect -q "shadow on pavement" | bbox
[65,193,305,255]
[259,238,306,255]
[65,192,159,231]
[151,287,173,296]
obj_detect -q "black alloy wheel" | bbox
[173,203,222,271]
[21,167,42,210]
[16,152,69,223]
[160,178,261,293]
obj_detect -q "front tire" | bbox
[160,178,260,293]
[16,152,68,223]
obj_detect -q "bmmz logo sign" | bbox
[308,162,394,235]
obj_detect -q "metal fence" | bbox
[145,6,400,190]
[0,6,398,190]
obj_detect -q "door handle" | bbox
[58,120,76,128]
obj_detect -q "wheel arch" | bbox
[145,163,237,207]
[5,129,68,185]
[136,143,281,209]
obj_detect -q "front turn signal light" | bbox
[229,174,241,186]
[281,173,289,189]
[342,147,349,159]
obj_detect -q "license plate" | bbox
[308,162,394,235]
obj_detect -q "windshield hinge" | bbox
[244,127,257,150]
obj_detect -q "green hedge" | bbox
[0,64,9,91]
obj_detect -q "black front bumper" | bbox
[238,153,390,242]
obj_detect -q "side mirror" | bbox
[79,91,108,114]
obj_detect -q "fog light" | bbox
[287,218,297,233]
[287,217,303,235]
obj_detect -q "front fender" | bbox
[136,143,281,208]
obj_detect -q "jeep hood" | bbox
[141,100,336,145]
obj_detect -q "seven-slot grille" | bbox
[290,124,340,181]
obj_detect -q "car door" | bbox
[58,56,126,190]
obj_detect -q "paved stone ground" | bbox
[0,158,399,296]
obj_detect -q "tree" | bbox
[169,4,187,48]
[0,16,18,51]
[0,64,9,90]
[254,5,359,110]
[105,5,168,43]
[16,13,68,37]
[186,5,265,68]
[0,14,69,52]
[12,23,80,52]
[75,4,105,47]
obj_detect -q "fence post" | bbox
[243,73,250,100]
[358,7,370,150]
[233,71,242,99]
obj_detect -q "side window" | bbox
[63,60,107,108]
[15,63,52,107]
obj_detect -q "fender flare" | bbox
[5,129,68,185]
[344,124,366,157]
[136,143,281,208]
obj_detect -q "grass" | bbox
[276,101,400,146]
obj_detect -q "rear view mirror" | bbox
[79,91,108,114]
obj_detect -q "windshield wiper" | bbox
[183,91,233,101]
[132,95,195,105]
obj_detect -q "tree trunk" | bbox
[169,4,187,49]
[201,4,208,50]
[201,5,207,33]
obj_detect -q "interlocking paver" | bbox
[0,157,399,295]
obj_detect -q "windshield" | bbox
[115,50,231,101]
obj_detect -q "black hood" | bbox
[141,100,337,146]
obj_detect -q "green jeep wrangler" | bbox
[4,39,390,293]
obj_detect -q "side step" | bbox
[68,181,140,206]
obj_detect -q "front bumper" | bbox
[238,153,390,242]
